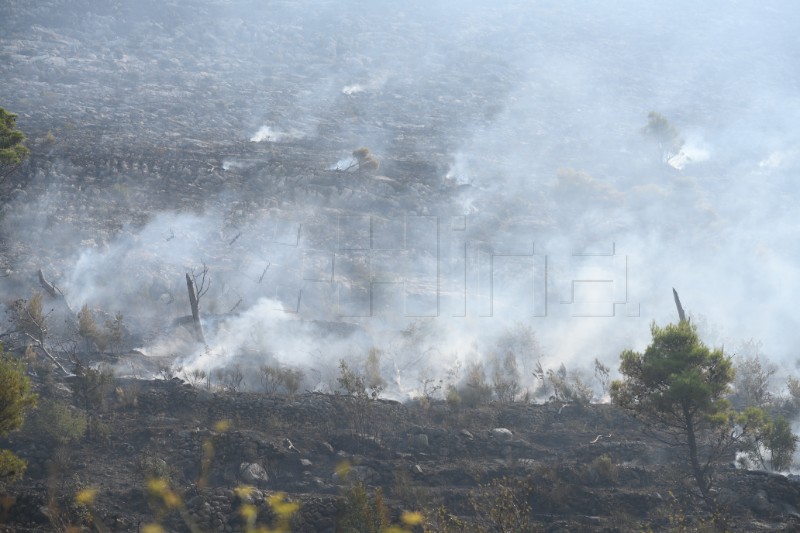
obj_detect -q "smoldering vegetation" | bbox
[1,0,800,402]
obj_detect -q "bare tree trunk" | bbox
[673,288,687,323]
[186,273,205,344]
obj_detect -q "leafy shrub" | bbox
[336,483,390,533]
[70,366,115,413]
[588,454,618,484]
[138,454,172,482]
[491,351,521,404]
[26,399,87,446]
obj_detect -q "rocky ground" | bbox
[3,372,800,532]
[1,374,800,532]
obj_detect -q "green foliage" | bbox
[0,107,29,180]
[336,484,390,533]
[77,304,100,351]
[104,311,124,353]
[70,366,115,414]
[738,407,797,471]
[0,347,37,436]
[26,399,87,445]
[138,454,172,481]
[547,363,593,405]
[77,305,125,354]
[337,359,382,400]
[0,450,27,484]
[643,111,684,161]
[611,321,735,505]
[0,345,37,484]
[587,454,618,484]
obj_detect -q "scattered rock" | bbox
[491,428,513,441]
[239,463,269,486]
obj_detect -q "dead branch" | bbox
[23,332,70,375]
[192,264,211,302]
[258,263,270,284]
[228,298,243,314]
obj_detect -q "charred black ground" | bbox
[2,0,800,531]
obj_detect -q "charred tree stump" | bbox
[186,273,206,344]
[37,269,58,298]
[37,268,73,314]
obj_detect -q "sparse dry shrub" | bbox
[731,341,777,410]
[224,364,245,392]
[182,368,208,388]
[445,384,461,409]
[352,147,381,172]
[424,505,468,533]
[365,347,385,391]
[459,361,492,407]
[335,359,389,446]
[554,167,623,204]
[77,304,99,352]
[260,364,282,395]
[531,465,575,512]
[260,364,304,397]
[12,292,48,346]
[352,147,371,160]
[282,367,303,397]
[594,358,611,399]
[491,351,520,404]
[114,383,140,409]
[469,476,540,533]
[104,311,124,353]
